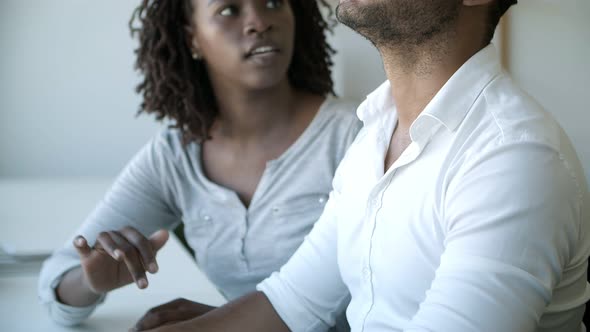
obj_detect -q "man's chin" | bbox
[336,0,368,11]
[335,0,375,32]
[338,0,370,4]
[335,0,359,26]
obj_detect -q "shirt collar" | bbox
[357,44,503,144]
[356,80,394,123]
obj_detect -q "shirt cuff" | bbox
[257,272,330,332]
[41,265,106,326]
[48,294,106,326]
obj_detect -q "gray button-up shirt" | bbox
[38,98,362,326]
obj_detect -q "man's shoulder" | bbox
[467,74,564,151]
[454,75,586,194]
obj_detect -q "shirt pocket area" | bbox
[272,192,330,219]
[182,210,216,267]
[268,192,331,257]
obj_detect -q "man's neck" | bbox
[379,8,488,131]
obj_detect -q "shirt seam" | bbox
[482,80,506,144]
[556,152,584,253]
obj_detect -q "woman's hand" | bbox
[131,298,216,331]
[73,227,169,294]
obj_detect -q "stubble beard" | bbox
[336,0,463,73]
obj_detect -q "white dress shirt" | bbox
[258,45,590,332]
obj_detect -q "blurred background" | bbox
[0,0,587,179]
[0,0,588,242]
[0,0,386,178]
[0,0,589,253]
[0,3,385,330]
[0,0,588,330]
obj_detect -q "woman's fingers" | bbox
[73,236,92,259]
[77,227,167,291]
[120,226,159,274]
[148,229,169,252]
[109,230,149,289]
[95,231,124,261]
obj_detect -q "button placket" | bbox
[360,172,395,330]
[240,213,249,263]
[199,210,213,224]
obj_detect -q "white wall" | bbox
[0,0,162,177]
[329,23,386,102]
[505,0,590,180]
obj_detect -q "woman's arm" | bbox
[38,133,183,325]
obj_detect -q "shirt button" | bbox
[318,196,327,204]
[203,215,211,221]
[370,198,379,207]
[363,267,371,281]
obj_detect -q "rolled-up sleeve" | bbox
[38,262,107,326]
[405,142,584,332]
[257,190,350,332]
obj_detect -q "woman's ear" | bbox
[463,0,495,6]
[184,25,202,60]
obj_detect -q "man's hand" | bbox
[132,298,216,331]
[129,292,290,332]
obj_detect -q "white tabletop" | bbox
[0,178,226,332]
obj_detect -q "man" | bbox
[136,0,590,331]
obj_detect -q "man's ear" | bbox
[463,0,495,6]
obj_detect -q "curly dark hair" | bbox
[130,0,336,143]
[485,0,517,44]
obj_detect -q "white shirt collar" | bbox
[358,44,503,146]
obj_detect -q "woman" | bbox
[38,0,360,330]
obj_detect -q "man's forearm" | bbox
[155,291,290,332]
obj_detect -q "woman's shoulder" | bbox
[317,97,362,134]
[321,97,360,119]
[148,126,201,160]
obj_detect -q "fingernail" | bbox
[148,262,158,274]
[138,278,148,289]
[75,238,84,246]
[113,250,122,260]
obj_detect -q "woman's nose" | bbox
[243,9,272,36]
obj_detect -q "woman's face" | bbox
[188,0,295,90]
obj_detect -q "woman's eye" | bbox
[219,6,237,16]
[266,0,282,9]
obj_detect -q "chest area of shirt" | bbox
[337,146,449,303]
[201,144,275,207]
[176,156,334,268]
